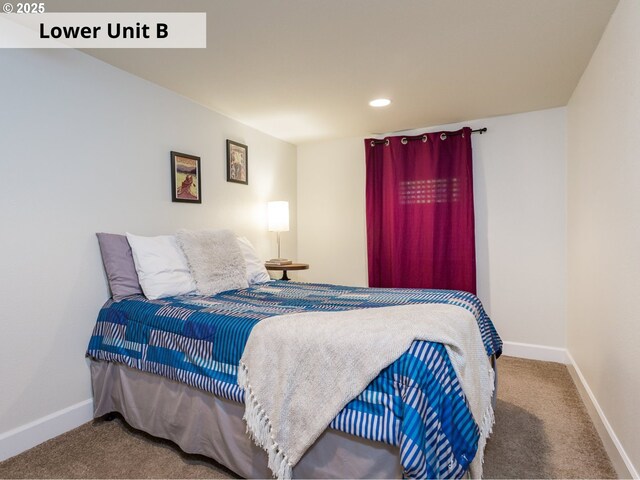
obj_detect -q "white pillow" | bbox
[237,236,271,284]
[126,233,197,299]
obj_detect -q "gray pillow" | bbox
[96,232,143,300]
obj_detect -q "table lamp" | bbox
[267,201,291,265]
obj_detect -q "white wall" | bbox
[297,108,567,351]
[0,49,296,440]
[297,138,368,286]
[567,0,640,475]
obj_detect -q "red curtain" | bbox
[365,127,476,294]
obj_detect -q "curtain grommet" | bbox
[440,133,447,141]
[370,140,376,147]
[401,137,408,145]
[384,139,390,146]
[422,135,427,143]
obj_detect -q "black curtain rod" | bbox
[451,127,487,136]
[370,127,487,145]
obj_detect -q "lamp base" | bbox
[266,258,292,266]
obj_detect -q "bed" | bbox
[87,280,502,479]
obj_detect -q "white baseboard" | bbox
[501,340,569,363]
[502,342,637,478]
[565,352,638,479]
[0,398,93,462]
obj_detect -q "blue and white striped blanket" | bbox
[87,282,502,478]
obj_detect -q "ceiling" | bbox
[49,0,618,144]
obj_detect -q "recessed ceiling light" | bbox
[369,98,391,107]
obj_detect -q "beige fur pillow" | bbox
[176,229,248,295]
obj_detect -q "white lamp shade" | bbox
[268,201,290,232]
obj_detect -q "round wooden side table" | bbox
[264,262,309,281]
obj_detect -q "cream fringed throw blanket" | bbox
[238,304,495,479]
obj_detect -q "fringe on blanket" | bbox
[238,362,293,480]
[470,364,496,479]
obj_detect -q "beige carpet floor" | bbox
[0,356,617,479]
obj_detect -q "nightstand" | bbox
[265,262,309,281]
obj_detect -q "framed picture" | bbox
[226,140,248,185]
[171,151,201,203]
